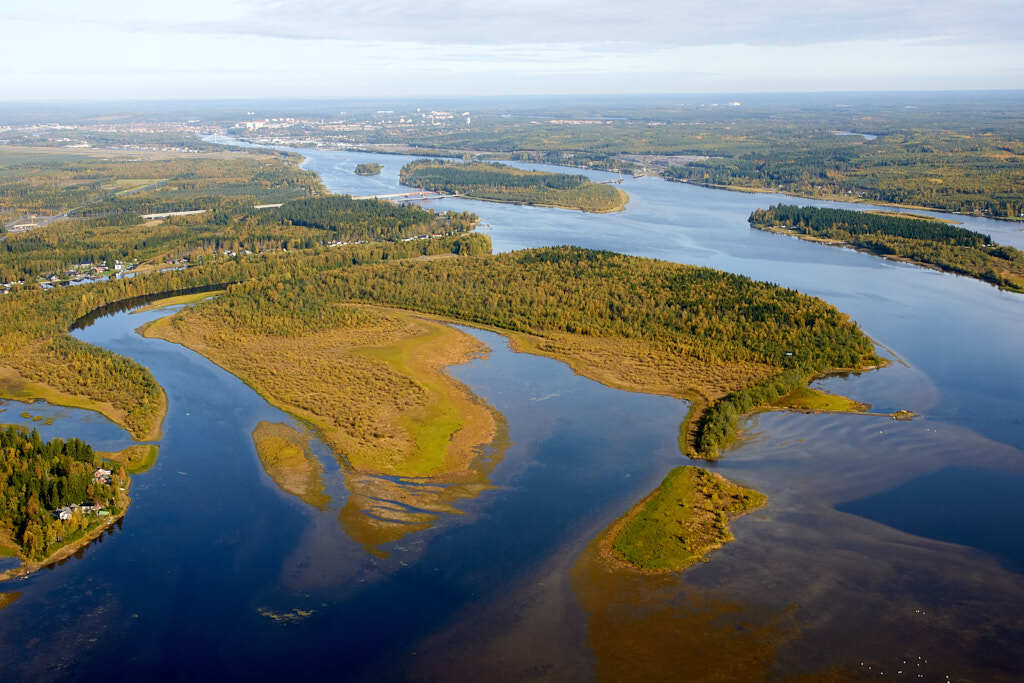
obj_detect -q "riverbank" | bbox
[131,290,225,314]
[101,444,160,474]
[753,222,1024,294]
[663,176,1023,223]
[0,505,127,583]
[0,366,165,442]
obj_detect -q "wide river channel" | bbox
[1,142,1022,680]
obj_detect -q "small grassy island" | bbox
[400,159,629,213]
[354,163,383,176]
[750,204,1024,293]
[0,426,129,580]
[603,466,765,572]
[251,422,329,509]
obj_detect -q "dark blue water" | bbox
[2,142,1023,679]
[0,314,686,680]
[837,466,1024,574]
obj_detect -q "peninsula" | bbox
[139,242,877,545]
[0,426,130,581]
[750,204,1024,293]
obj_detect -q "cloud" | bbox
[154,0,1021,47]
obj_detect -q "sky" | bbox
[3,0,1023,99]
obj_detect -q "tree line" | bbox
[750,204,1024,293]
[400,160,625,212]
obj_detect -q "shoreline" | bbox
[752,223,1024,294]
[0,506,127,583]
[399,184,629,214]
[665,177,1023,224]
[212,135,1020,224]
[594,466,767,574]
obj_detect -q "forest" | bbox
[750,204,1024,292]
[400,160,627,212]
[0,426,127,561]
[0,146,323,218]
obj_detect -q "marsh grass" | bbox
[608,466,766,572]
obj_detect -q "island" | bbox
[600,466,765,572]
[354,163,383,176]
[399,159,629,213]
[251,422,329,509]
[750,204,1024,292]
[0,426,130,580]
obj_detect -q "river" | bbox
[0,142,1021,680]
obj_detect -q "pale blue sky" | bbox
[4,0,1022,99]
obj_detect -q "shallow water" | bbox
[1,143,1022,679]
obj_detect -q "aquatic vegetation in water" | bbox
[250,422,329,509]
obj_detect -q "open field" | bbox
[143,305,497,478]
[769,386,869,413]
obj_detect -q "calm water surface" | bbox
[1,142,1022,680]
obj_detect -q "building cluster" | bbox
[2,259,136,293]
[239,117,299,131]
[52,469,115,520]
[54,503,111,521]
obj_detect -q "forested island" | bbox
[0,426,128,576]
[399,160,628,212]
[750,204,1024,292]
[354,163,383,176]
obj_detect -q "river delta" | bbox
[0,143,1021,680]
